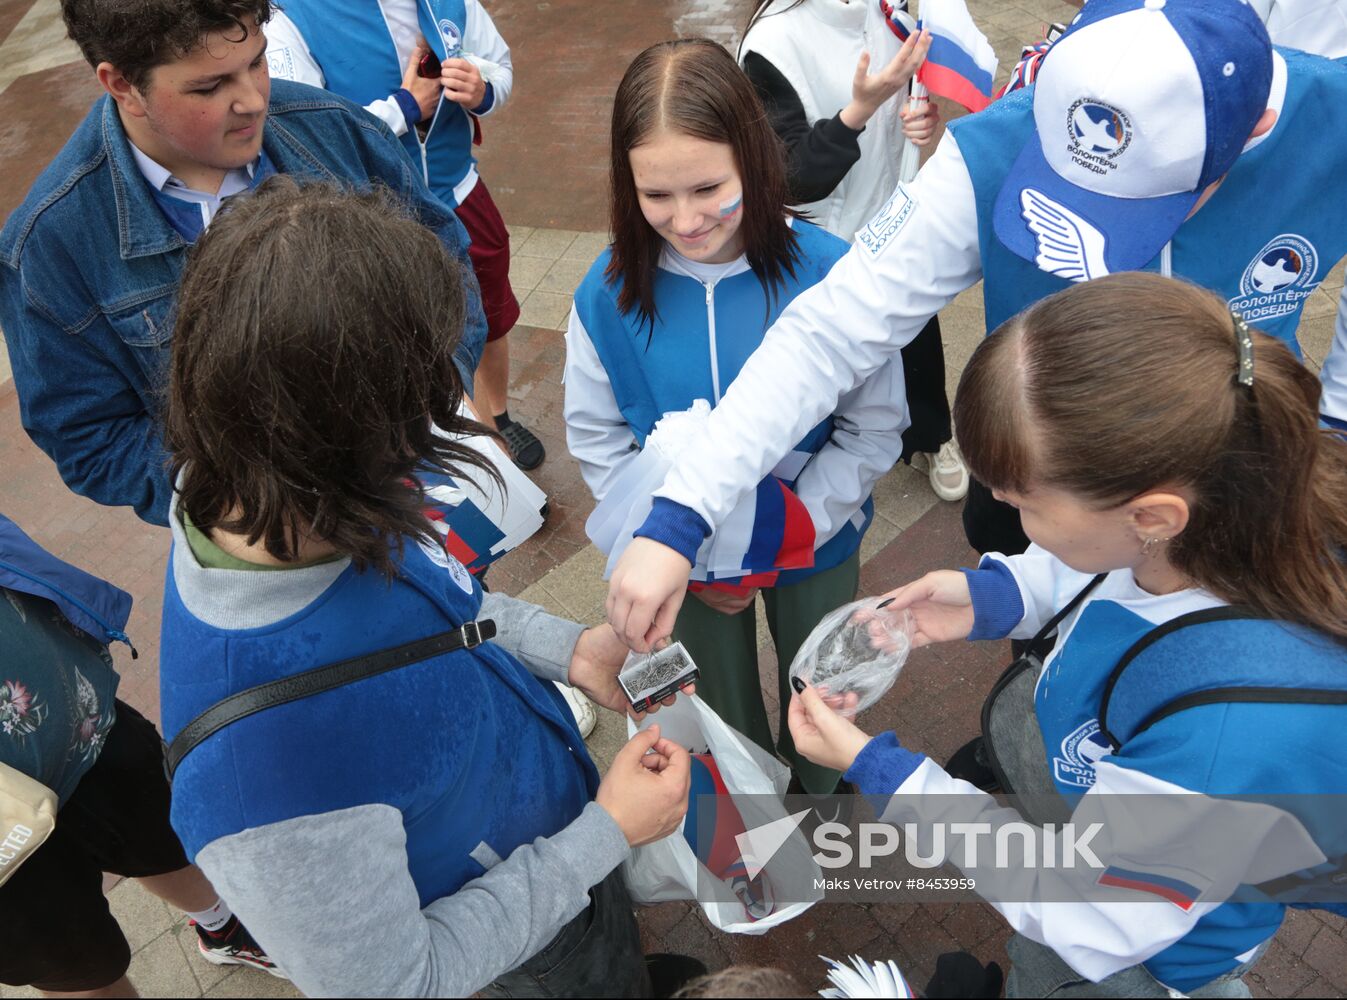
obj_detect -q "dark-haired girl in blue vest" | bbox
[564,39,906,796]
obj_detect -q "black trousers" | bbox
[0,701,190,992]
[480,868,651,998]
[899,315,953,461]
[962,478,1031,557]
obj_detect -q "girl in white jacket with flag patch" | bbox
[788,274,1347,997]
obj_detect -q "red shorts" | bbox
[456,179,520,342]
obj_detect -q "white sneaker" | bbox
[555,682,597,738]
[927,440,969,502]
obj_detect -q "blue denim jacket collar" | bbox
[102,97,187,260]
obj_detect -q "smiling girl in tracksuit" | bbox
[564,39,905,795]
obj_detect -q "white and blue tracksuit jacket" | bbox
[844,548,1347,993]
[564,221,906,586]
[639,47,1347,549]
[264,0,511,208]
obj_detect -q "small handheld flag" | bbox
[915,0,999,113]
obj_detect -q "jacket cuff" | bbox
[473,83,496,116]
[819,112,865,147]
[844,732,926,795]
[393,88,422,126]
[633,497,710,566]
[962,559,1025,641]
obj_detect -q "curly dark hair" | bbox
[166,176,501,577]
[61,0,272,90]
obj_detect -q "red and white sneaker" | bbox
[192,916,287,979]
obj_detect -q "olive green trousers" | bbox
[672,552,860,795]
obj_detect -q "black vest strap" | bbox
[164,619,496,778]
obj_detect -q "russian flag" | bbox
[691,476,816,595]
[880,0,915,41]
[1098,866,1203,911]
[916,0,999,113]
[423,500,507,575]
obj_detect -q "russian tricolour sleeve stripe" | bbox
[1098,866,1201,911]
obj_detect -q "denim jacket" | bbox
[0,80,486,525]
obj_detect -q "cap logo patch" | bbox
[1020,188,1110,283]
[1228,234,1320,323]
[1066,99,1133,175]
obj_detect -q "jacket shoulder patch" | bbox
[855,187,917,257]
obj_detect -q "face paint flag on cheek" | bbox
[719,192,743,219]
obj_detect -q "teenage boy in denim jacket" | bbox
[0,0,486,526]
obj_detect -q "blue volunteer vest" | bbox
[160,540,596,907]
[1031,601,1347,992]
[950,48,1347,347]
[573,221,873,584]
[279,0,477,207]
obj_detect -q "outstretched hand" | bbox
[568,623,694,717]
[607,538,693,652]
[877,570,975,648]
[787,681,873,773]
[841,28,933,130]
[595,724,691,847]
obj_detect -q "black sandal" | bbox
[498,419,545,470]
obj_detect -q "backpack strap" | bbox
[1098,610,1347,750]
[165,619,496,778]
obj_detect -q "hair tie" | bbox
[1232,311,1254,388]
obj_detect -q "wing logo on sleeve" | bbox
[1020,188,1109,283]
[856,188,917,258]
[1098,864,1209,911]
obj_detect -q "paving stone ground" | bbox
[1,0,1344,996]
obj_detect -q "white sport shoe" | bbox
[555,682,597,738]
[927,440,970,502]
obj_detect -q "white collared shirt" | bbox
[129,143,259,232]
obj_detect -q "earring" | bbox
[1141,536,1168,556]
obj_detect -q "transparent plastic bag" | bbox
[787,597,914,716]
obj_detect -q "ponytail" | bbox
[954,272,1347,643]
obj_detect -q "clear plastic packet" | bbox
[787,597,914,716]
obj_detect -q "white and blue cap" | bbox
[993,0,1273,281]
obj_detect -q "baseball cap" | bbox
[993,0,1273,281]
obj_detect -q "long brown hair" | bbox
[166,176,500,576]
[955,271,1347,642]
[607,38,800,330]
